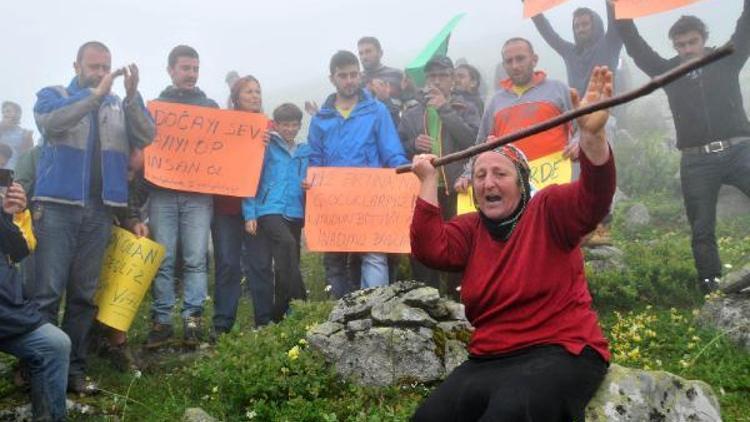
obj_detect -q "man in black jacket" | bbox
[0,183,70,421]
[398,55,479,295]
[616,0,750,292]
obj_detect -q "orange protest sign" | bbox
[614,0,705,19]
[145,101,267,196]
[304,167,420,253]
[524,0,569,18]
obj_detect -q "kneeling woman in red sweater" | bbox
[410,67,615,422]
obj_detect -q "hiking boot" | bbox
[700,277,720,295]
[144,323,174,349]
[67,374,99,396]
[183,316,204,347]
[13,361,29,390]
[107,342,138,372]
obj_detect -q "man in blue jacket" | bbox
[31,41,154,394]
[308,50,409,298]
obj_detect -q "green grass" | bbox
[2,194,750,420]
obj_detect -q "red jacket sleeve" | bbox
[544,147,616,250]
[410,198,474,272]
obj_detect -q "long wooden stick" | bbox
[395,43,735,174]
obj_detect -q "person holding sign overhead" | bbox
[307,50,409,298]
[410,66,615,422]
[145,45,220,349]
[615,0,750,293]
[30,41,154,395]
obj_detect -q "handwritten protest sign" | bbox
[145,101,268,196]
[304,167,420,253]
[529,150,572,189]
[614,0,705,19]
[95,227,166,332]
[524,0,569,18]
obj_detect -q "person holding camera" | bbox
[398,55,480,295]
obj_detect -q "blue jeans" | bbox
[680,141,750,280]
[324,252,389,298]
[243,231,274,326]
[0,323,70,421]
[30,200,112,377]
[149,190,212,324]
[211,213,244,332]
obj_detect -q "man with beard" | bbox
[31,41,154,394]
[455,38,576,193]
[616,0,750,293]
[526,0,623,97]
[308,50,408,298]
[145,45,219,349]
[399,55,479,296]
[358,36,404,89]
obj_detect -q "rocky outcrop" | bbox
[307,281,471,387]
[586,364,721,422]
[698,291,750,351]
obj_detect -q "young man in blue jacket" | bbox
[243,103,310,322]
[308,50,409,298]
[31,41,154,394]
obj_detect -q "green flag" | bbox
[405,13,466,88]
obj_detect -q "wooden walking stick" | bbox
[395,43,735,175]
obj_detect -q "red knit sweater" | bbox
[410,151,615,361]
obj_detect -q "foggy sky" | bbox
[0,0,742,137]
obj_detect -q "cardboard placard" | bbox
[614,0,705,19]
[145,101,267,196]
[95,227,166,332]
[304,167,420,253]
[524,0,569,18]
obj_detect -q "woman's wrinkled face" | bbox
[472,152,521,220]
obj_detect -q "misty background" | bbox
[0,0,744,139]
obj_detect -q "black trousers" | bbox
[412,345,607,422]
[680,142,750,281]
[257,215,306,321]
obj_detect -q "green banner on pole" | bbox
[405,13,466,87]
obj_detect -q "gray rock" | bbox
[183,407,217,422]
[371,301,437,328]
[401,286,441,309]
[719,264,750,294]
[586,245,626,272]
[308,281,472,386]
[698,292,750,351]
[0,400,94,422]
[612,187,629,210]
[333,327,444,386]
[625,203,651,228]
[346,318,373,333]
[443,340,468,375]
[585,364,721,422]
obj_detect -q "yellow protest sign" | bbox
[304,167,420,253]
[96,227,166,332]
[457,187,476,216]
[529,150,572,189]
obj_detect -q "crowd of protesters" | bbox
[0,0,748,419]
